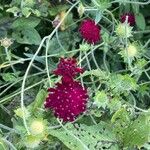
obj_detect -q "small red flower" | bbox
[44,80,88,122]
[53,58,84,81]
[120,13,135,26]
[79,19,101,44]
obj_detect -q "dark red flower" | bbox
[44,80,88,122]
[53,58,84,81]
[79,19,101,44]
[120,13,135,26]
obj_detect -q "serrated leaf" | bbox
[108,74,138,94]
[49,122,118,150]
[111,108,131,144]
[82,69,109,80]
[123,114,150,148]
[112,108,150,148]
[135,13,146,30]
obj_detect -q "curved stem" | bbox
[111,0,150,5]
[20,1,79,134]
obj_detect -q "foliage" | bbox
[0,0,150,149]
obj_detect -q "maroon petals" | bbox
[121,13,135,26]
[79,19,101,44]
[45,80,88,122]
[45,57,88,122]
[53,58,84,80]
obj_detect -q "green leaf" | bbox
[112,108,150,148]
[48,31,79,56]
[12,17,40,28]
[95,11,102,24]
[6,6,20,15]
[22,7,32,17]
[32,89,47,112]
[0,138,7,150]
[111,108,131,144]
[135,13,146,30]
[92,0,111,11]
[0,5,3,10]
[82,69,109,80]
[111,107,130,126]
[12,28,41,45]
[132,3,139,14]
[123,114,150,148]
[2,73,17,82]
[49,122,118,150]
[108,74,138,94]
[49,5,69,16]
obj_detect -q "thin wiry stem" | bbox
[0,123,17,133]
[2,138,17,150]
[0,78,47,104]
[79,51,84,87]
[124,16,132,70]
[0,49,80,69]
[111,0,150,5]
[84,51,96,91]
[0,72,45,97]
[5,47,16,73]
[20,1,79,134]
[103,51,109,73]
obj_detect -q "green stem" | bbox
[0,71,46,97]
[5,47,16,73]
[2,138,17,150]
[103,51,109,73]
[0,123,17,133]
[0,79,47,104]
[20,1,79,134]
[111,0,150,5]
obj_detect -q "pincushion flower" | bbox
[53,58,84,81]
[120,13,135,26]
[45,57,88,122]
[45,80,88,122]
[79,19,101,44]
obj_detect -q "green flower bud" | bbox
[24,135,41,149]
[116,23,133,38]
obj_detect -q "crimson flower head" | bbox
[45,57,88,122]
[120,13,135,26]
[44,80,88,122]
[53,58,84,81]
[79,19,101,44]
